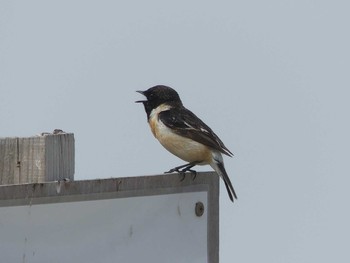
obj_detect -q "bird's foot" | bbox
[164,161,200,181]
[164,167,197,181]
[164,167,186,181]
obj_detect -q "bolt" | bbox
[195,202,204,217]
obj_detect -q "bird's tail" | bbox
[210,157,237,202]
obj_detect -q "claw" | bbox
[179,172,186,182]
[189,170,197,180]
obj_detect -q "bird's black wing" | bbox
[158,107,233,157]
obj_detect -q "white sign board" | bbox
[0,173,219,263]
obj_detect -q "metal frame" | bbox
[0,172,219,262]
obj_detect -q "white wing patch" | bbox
[200,127,209,133]
[183,121,193,129]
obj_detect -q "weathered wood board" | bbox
[0,133,74,184]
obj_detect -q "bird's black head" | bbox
[136,85,182,118]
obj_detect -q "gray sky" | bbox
[1,1,349,262]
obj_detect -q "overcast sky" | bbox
[1,1,350,262]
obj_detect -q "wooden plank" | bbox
[0,138,18,185]
[0,133,74,185]
[44,133,75,182]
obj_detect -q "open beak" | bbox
[135,90,146,103]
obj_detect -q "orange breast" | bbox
[148,108,212,164]
[149,116,158,138]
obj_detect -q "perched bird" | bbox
[136,85,237,202]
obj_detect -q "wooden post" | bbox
[0,133,74,185]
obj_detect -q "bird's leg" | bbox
[165,161,200,181]
[165,162,192,174]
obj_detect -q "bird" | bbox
[136,85,237,202]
